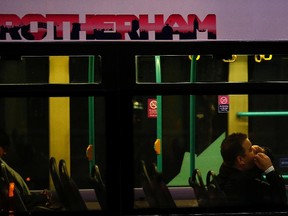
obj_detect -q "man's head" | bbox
[0,130,10,158]
[221,133,256,171]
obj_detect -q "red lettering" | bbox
[83,15,117,37]
[0,14,22,40]
[0,13,216,41]
[188,14,216,39]
[165,14,190,33]
[115,15,138,39]
[21,14,47,40]
[46,14,79,39]
[139,15,164,33]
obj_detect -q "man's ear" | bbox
[236,155,245,166]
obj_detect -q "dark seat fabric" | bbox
[206,170,227,207]
[90,164,107,210]
[150,163,177,208]
[189,169,208,207]
[58,159,88,211]
[206,170,216,186]
[189,169,227,208]
[140,160,176,209]
[140,160,158,208]
[49,157,69,210]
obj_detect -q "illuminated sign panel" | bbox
[0,14,216,41]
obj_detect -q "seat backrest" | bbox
[90,164,107,210]
[207,171,227,207]
[58,159,88,211]
[149,163,177,208]
[139,160,158,208]
[188,169,208,207]
[206,170,216,186]
[49,157,69,210]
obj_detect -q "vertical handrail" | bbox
[88,56,95,174]
[155,56,163,172]
[189,55,196,177]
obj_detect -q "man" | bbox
[0,129,52,211]
[0,130,31,195]
[214,132,287,208]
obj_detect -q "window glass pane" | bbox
[135,55,228,83]
[0,56,102,84]
[248,55,288,81]
[0,96,106,211]
[133,93,288,209]
[136,54,288,83]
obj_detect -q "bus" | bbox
[1,0,288,215]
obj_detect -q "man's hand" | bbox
[254,152,273,172]
[252,145,265,154]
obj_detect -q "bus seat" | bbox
[58,159,88,211]
[49,157,68,210]
[140,160,158,208]
[188,169,208,207]
[149,163,177,208]
[90,164,107,210]
[206,170,216,186]
[206,170,227,207]
[141,160,176,209]
[189,169,227,208]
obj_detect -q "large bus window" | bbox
[0,54,108,212]
[133,54,288,211]
[0,96,106,190]
[133,93,288,209]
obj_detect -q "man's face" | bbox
[240,138,256,170]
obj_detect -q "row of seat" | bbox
[49,157,87,211]
[0,157,107,213]
[139,162,227,209]
[0,159,225,212]
[188,168,227,208]
[49,157,107,211]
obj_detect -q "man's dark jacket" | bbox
[214,163,287,207]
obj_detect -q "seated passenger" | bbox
[0,129,56,211]
[214,132,287,208]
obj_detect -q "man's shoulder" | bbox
[216,168,251,188]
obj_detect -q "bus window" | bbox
[133,54,288,210]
